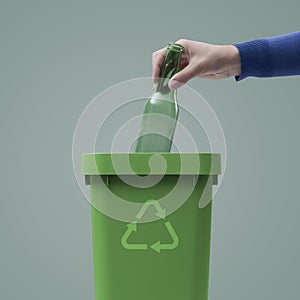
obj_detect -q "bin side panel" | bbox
[90,175,212,300]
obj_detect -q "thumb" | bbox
[168,64,197,90]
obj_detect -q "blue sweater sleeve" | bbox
[234,31,300,81]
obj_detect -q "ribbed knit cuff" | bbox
[234,39,273,81]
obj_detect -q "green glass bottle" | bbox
[135,43,184,152]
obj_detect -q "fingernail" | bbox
[169,79,182,90]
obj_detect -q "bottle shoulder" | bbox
[144,92,178,115]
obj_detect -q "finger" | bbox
[169,63,198,90]
[152,48,167,83]
[180,60,188,69]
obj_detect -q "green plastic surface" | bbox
[82,153,221,175]
[82,153,221,300]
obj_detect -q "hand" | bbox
[152,39,241,89]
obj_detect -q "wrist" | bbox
[225,45,241,77]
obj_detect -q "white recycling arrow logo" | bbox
[121,199,179,253]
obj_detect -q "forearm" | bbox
[234,31,300,81]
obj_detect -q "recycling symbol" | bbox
[121,199,179,253]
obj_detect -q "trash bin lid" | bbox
[82,153,221,175]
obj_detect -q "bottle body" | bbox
[135,91,178,152]
[135,43,183,152]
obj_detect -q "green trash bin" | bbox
[82,153,221,300]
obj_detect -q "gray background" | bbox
[1,0,299,299]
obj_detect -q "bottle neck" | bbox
[155,43,183,95]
